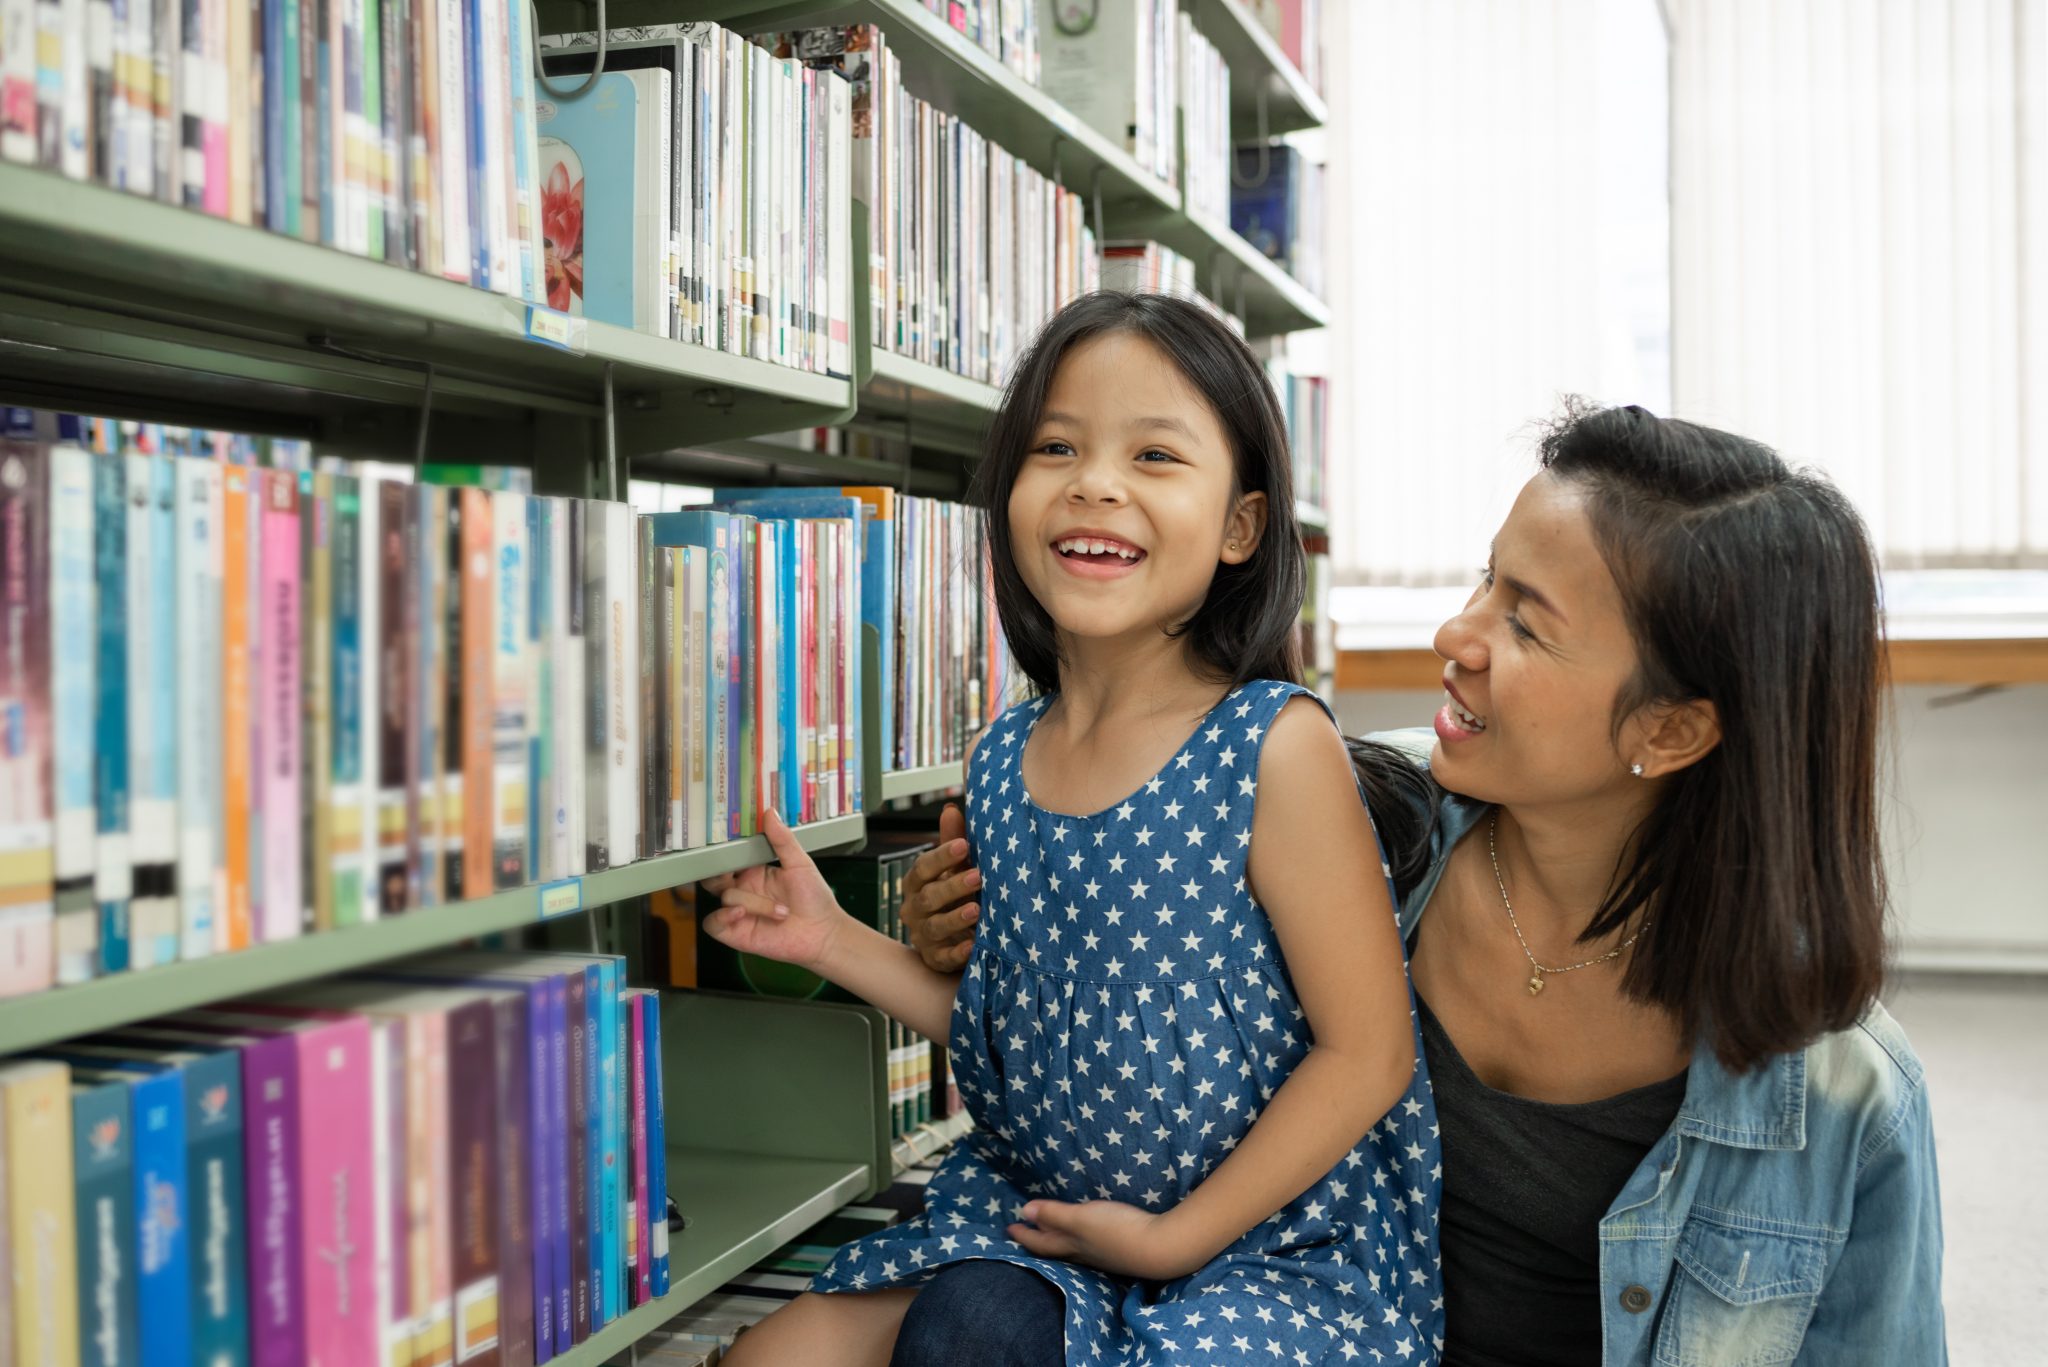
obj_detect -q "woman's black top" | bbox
[1416,993,1687,1367]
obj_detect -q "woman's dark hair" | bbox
[1541,400,1889,1071]
[975,291,1437,890]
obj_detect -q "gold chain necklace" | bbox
[1488,813,1647,997]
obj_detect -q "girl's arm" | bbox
[1011,699,1418,1280]
[701,810,961,1042]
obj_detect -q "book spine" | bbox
[594,959,617,1327]
[0,414,54,997]
[434,0,465,280]
[665,550,683,851]
[169,456,223,966]
[259,470,301,943]
[413,1009,454,1367]
[395,1010,431,1367]
[629,990,649,1306]
[524,499,545,881]
[545,978,569,1351]
[459,486,492,897]
[374,480,407,915]
[354,481,379,924]
[214,465,250,954]
[548,500,579,880]
[638,519,662,855]
[446,1002,501,1367]
[705,527,727,845]
[642,990,667,1295]
[130,1067,192,1360]
[603,506,636,867]
[563,968,589,1342]
[492,992,533,1367]
[326,477,362,927]
[182,1050,250,1366]
[579,500,606,873]
[91,456,130,973]
[522,982,552,1364]
[363,1018,397,1367]
[239,1034,305,1367]
[7,1065,80,1362]
[439,483,463,903]
[489,490,526,890]
[683,551,705,850]
[729,517,747,839]
[292,1018,375,1366]
[500,0,534,301]
[72,1076,138,1367]
[126,456,178,969]
[304,474,334,934]
[408,486,435,907]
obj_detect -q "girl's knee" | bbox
[892,1263,1067,1367]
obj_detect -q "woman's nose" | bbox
[1433,606,1488,673]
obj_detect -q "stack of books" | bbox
[1256,337,1329,511]
[0,949,667,1366]
[1178,12,1232,224]
[538,24,853,366]
[786,24,1101,389]
[1038,0,1179,188]
[1232,143,1325,300]
[918,0,1038,82]
[0,410,871,996]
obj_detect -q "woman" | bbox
[887,403,1947,1366]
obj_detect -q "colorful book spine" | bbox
[92,454,130,973]
[362,1015,401,1367]
[548,499,582,881]
[445,1000,501,1366]
[2,1061,80,1364]
[407,1003,453,1367]
[173,457,223,963]
[592,956,618,1326]
[259,470,303,943]
[70,1071,139,1367]
[328,476,364,927]
[642,990,667,1296]
[305,473,335,933]
[126,454,180,968]
[562,965,589,1341]
[217,464,251,953]
[602,503,637,869]
[413,485,446,907]
[107,1063,192,1367]
[488,985,535,1367]
[50,435,97,983]
[489,489,526,890]
[628,990,649,1307]
[0,412,54,997]
[440,481,466,904]
[376,479,409,915]
[524,497,547,881]
[579,501,607,873]
[460,486,492,898]
[354,479,380,925]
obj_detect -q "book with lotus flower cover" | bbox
[533,68,668,336]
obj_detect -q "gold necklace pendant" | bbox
[1527,970,1546,996]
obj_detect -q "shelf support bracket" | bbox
[1089,165,1106,248]
[603,359,620,501]
[1051,132,1066,191]
[413,362,435,474]
[1233,88,1273,189]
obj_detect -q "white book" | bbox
[580,499,609,871]
[358,478,381,922]
[490,490,528,888]
[434,0,470,282]
[604,503,638,862]
[549,498,582,878]
[824,66,849,378]
[366,1016,398,1367]
[50,439,95,982]
[681,548,707,850]
[477,0,511,293]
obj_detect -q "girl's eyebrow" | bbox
[1129,415,1197,438]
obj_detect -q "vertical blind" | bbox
[1667,0,2046,566]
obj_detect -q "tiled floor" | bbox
[1884,972,2048,1365]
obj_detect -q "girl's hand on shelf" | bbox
[699,810,848,973]
[901,802,982,973]
[1007,1199,1204,1283]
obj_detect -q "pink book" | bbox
[630,991,650,1307]
[259,471,303,942]
[182,1004,379,1367]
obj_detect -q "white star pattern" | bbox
[812,685,1445,1365]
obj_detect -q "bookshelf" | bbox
[1186,0,1329,136]
[0,816,870,1056]
[0,164,857,466]
[879,761,968,804]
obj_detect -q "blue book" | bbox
[75,1065,191,1367]
[266,0,290,232]
[640,992,668,1296]
[70,1075,140,1367]
[91,456,130,974]
[76,1040,250,1367]
[462,0,487,287]
[315,0,333,244]
[593,956,621,1324]
[534,69,664,331]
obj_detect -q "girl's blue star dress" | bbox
[812,681,1445,1365]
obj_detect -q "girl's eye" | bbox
[1035,440,1075,457]
[1135,449,1178,464]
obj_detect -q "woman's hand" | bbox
[901,803,984,972]
[699,809,849,973]
[1006,1200,1206,1283]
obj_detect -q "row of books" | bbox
[1179,12,1233,225]
[534,25,852,369]
[1099,239,1249,336]
[0,0,550,298]
[788,23,1101,388]
[920,0,1038,84]
[0,411,880,996]
[1233,142,1326,302]
[1041,0,1180,190]
[1257,337,1330,511]
[1244,0,1325,97]
[0,950,664,1367]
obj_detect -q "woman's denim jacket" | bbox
[1379,731,1949,1367]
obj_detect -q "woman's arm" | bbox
[1794,1083,1948,1365]
[701,810,960,1041]
[1009,700,1419,1279]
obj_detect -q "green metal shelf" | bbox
[864,349,1003,440]
[879,761,966,803]
[554,1149,869,1366]
[0,164,855,460]
[0,814,867,1056]
[1186,0,1328,137]
[1133,200,1330,337]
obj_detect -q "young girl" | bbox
[704,292,1445,1367]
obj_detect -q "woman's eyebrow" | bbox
[1504,573,1568,625]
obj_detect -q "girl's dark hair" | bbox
[1542,401,1889,1071]
[975,290,1438,892]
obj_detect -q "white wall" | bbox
[1335,685,2048,972]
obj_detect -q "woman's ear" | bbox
[1222,491,1269,565]
[1628,697,1723,779]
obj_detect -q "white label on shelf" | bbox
[537,878,584,920]
[525,306,589,353]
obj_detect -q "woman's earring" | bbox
[1630,763,1645,778]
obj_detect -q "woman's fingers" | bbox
[905,836,971,900]
[759,807,815,871]
[923,901,981,944]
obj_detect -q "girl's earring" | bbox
[1630,763,1645,778]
